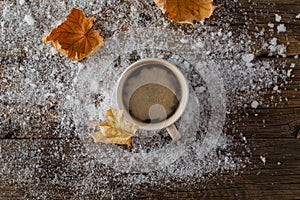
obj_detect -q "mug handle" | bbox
[166,124,181,141]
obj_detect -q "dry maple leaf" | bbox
[154,0,219,25]
[43,8,104,61]
[87,108,138,147]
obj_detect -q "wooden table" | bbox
[1,0,300,199]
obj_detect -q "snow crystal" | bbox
[256,171,261,175]
[290,63,295,68]
[251,100,259,109]
[242,53,255,63]
[268,22,274,28]
[24,15,35,26]
[260,155,266,164]
[277,24,286,33]
[50,47,58,55]
[287,69,293,77]
[273,85,279,91]
[0,21,4,32]
[180,38,189,43]
[270,37,277,46]
[275,14,282,22]
[277,162,281,165]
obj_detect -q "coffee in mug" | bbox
[117,58,189,141]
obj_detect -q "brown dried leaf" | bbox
[154,0,219,25]
[43,8,104,61]
[87,108,138,147]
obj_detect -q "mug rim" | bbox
[116,58,189,130]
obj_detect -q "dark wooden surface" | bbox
[1,0,300,199]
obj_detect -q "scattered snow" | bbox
[296,14,300,19]
[50,47,58,55]
[24,15,35,26]
[270,37,278,46]
[180,38,189,43]
[277,24,286,33]
[260,155,266,164]
[273,85,279,91]
[268,22,274,28]
[251,100,259,109]
[287,69,293,77]
[290,63,295,68]
[275,14,282,22]
[256,171,261,175]
[0,21,4,32]
[242,53,255,63]
[19,0,25,5]
[267,37,286,56]
[196,86,207,94]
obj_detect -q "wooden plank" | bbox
[228,108,300,139]
[0,138,299,199]
[210,0,300,56]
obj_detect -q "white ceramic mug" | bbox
[116,58,189,141]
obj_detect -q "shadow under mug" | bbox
[116,58,189,141]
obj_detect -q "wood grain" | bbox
[0,139,299,199]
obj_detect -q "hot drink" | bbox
[129,83,179,123]
[117,58,189,141]
[122,63,182,124]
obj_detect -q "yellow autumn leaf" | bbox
[43,8,104,61]
[154,0,219,25]
[87,108,138,147]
